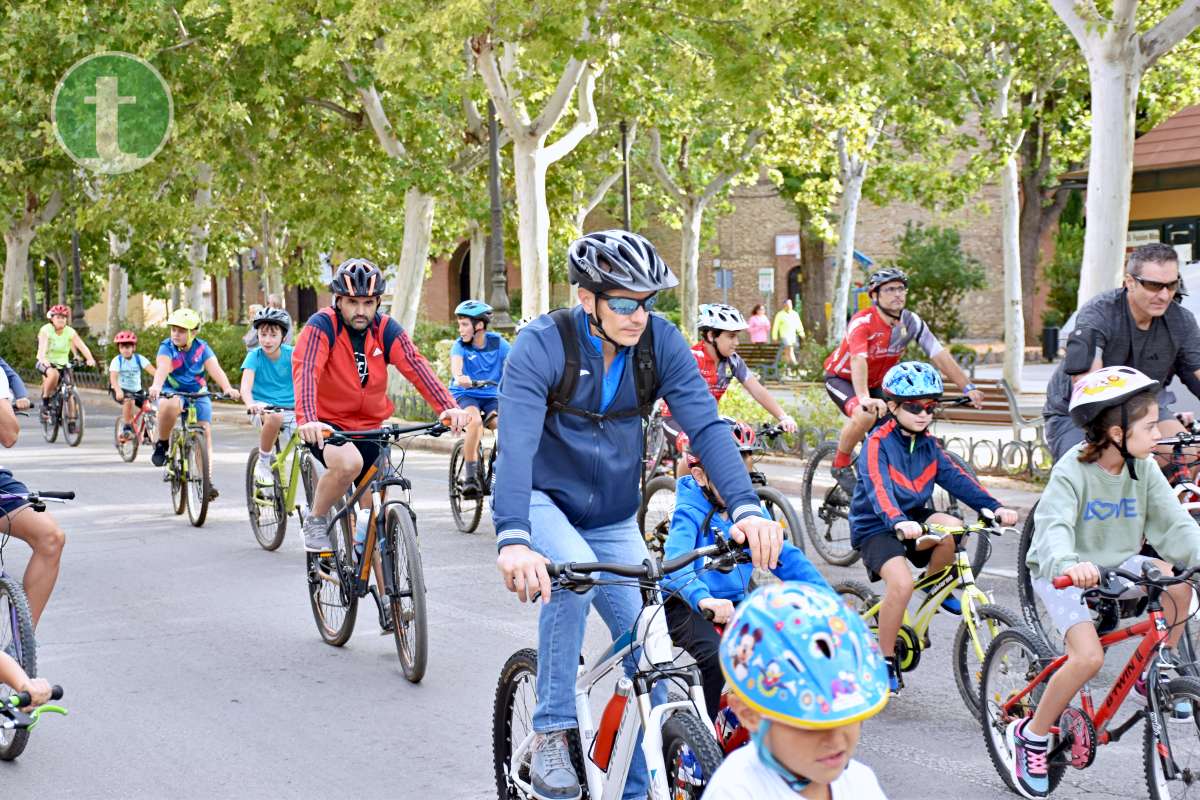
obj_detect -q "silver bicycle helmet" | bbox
[567,230,678,294]
[697,303,749,332]
[252,306,292,335]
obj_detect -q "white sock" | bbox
[1020,721,1048,743]
[259,450,272,462]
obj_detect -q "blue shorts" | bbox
[0,469,31,519]
[456,395,498,417]
[167,393,212,424]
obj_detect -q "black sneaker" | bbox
[151,440,169,467]
[831,465,857,496]
[460,474,482,499]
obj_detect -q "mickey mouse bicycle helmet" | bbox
[1069,366,1161,479]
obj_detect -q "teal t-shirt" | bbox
[241,345,294,408]
[109,353,150,392]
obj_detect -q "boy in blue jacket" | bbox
[849,361,1018,694]
[663,420,829,721]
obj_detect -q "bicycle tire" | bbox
[643,414,668,482]
[40,396,59,444]
[449,440,484,533]
[952,602,1020,720]
[114,417,138,462]
[1145,675,1200,799]
[638,475,677,559]
[169,430,186,515]
[385,505,428,683]
[307,504,358,646]
[801,442,859,566]
[492,648,590,800]
[1014,504,1061,652]
[661,711,725,798]
[979,626,1065,796]
[299,452,317,521]
[245,449,285,551]
[186,431,211,527]
[754,484,805,553]
[0,575,36,761]
[62,387,84,446]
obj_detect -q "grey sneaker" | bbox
[831,465,857,496]
[303,513,333,553]
[530,731,581,800]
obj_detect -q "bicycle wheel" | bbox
[1015,504,1061,652]
[0,575,36,761]
[801,442,858,566]
[638,475,677,559]
[930,451,991,576]
[643,414,668,481]
[661,711,725,799]
[755,485,805,553]
[492,648,590,800]
[114,416,138,462]
[40,396,59,443]
[186,431,211,527]
[383,505,428,682]
[979,627,1065,796]
[169,431,187,515]
[952,602,1020,720]
[245,449,285,551]
[62,387,84,446]
[449,440,484,533]
[1145,675,1200,799]
[307,506,358,646]
[299,452,317,521]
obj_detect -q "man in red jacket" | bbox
[293,258,469,552]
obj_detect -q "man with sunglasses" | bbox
[493,230,784,800]
[1044,242,1200,461]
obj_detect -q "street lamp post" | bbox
[486,100,514,332]
[71,227,87,333]
[620,120,632,231]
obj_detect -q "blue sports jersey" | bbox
[157,337,214,392]
[241,345,295,408]
[451,332,510,399]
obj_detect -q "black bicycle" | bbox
[40,360,85,447]
[306,422,447,682]
[448,380,499,533]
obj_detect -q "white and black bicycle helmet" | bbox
[252,306,291,335]
[568,230,678,294]
[697,303,749,332]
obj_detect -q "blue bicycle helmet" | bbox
[455,299,493,320]
[881,361,943,400]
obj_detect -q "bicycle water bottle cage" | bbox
[187,405,198,425]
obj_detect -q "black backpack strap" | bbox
[548,308,581,416]
[632,319,658,417]
[546,308,659,423]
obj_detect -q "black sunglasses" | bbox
[599,293,658,316]
[1132,274,1181,294]
[898,399,938,415]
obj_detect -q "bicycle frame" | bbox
[327,448,413,602]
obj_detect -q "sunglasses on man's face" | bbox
[899,399,939,415]
[1132,274,1180,294]
[600,293,658,316]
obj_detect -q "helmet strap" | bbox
[587,311,623,349]
[1119,403,1138,480]
[752,722,811,792]
[875,299,902,324]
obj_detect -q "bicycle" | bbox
[306,422,447,683]
[448,379,499,533]
[160,390,225,528]
[800,395,991,573]
[638,422,805,558]
[980,562,1200,799]
[112,390,157,463]
[0,489,73,760]
[40,360,85,447]
[0,685,66,762]
[642,402,676,483]
[493,536,751,800]
[835,511,1021,718]
[244,406,316,551]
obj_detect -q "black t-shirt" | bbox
[347,327,368,387]
[1130,318,1176,386]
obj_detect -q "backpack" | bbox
[546,307,658,423]
[314,308,403,356]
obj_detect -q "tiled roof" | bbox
[1132,104,1200,172]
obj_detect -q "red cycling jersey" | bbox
[823,305,942,387]
[292,307,456,430]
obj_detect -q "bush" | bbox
[718,381,842,433]
[883,222,986,341]
[795,338,836,382]
[1043,190,1083,328]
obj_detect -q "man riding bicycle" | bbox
[493,230,785,800]
[293,258,470,553]
[148,308,242,499]
[823,267,983,493]
[450,299,510,498]
[35,304,96,422]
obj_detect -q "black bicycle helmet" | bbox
[866,267,908,294]
[568,230,678,294]
[252,306,292,335]
[330,258,387,297]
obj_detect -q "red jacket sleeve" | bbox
[384,320,457,415]
[292,321,331,426]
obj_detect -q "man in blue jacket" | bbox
[494,230,784,800]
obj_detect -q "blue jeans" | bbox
[528,490,656,799]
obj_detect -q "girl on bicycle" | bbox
[1014,366,1200,799]
[108,330,154,441]
[36,304,95,422]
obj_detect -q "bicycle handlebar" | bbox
[895,509,1008,545]
[0,490,74,503]
[547,536,751,586]
[1051,562,1200,593]
[323,421,449,445]
[247,405,294,415]
[7,685,63,708]
[161,390,228,401]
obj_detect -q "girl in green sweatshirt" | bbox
[1010,366,1200,799]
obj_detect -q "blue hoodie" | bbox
[662,476,829,611]
[493,306,762,550]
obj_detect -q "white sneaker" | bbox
[303,514,333,553]
[254,459,274,488]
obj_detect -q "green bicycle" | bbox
[835,511,1021,718]
[162,390,224,528]
[0,685,66,762]
[245,406,317,551]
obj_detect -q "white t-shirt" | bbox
[703,745,887,799]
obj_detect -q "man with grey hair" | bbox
[1043,242,1200,460]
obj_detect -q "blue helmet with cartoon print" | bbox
[719,582,888,730]
[881,361,943,400]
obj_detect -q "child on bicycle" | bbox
[0,651,52,709]
[848,361,1018,695]
[240,308,295,488]
[108,330,155,441]
[449,299,509,498]
[703,581,890,798]
[662,420,828,721]
[1011,366,1200,799]
[36,304,96,422]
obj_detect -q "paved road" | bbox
[0,401,1161,798]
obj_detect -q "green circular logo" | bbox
[52,51,173,174]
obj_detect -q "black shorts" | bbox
[858,507,937,582]
[824,375,885,417]
[304,422,382,489]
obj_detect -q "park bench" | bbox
[738,342,786,382]
[938,377,1045,442]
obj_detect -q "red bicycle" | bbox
[980,562,1200,798]
[113,390,157,463]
